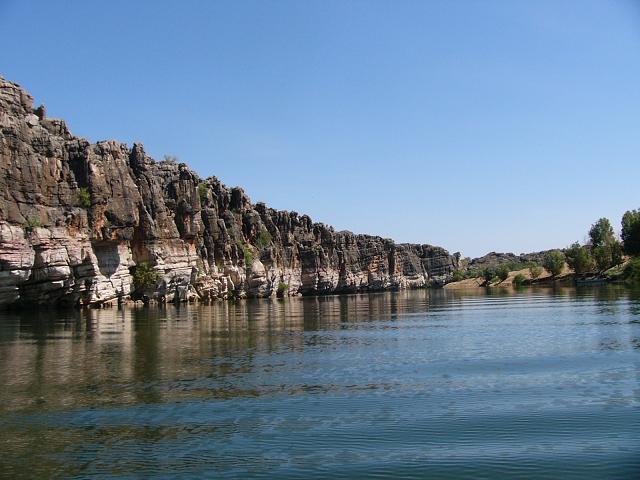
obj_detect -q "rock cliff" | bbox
[0,75,458,307]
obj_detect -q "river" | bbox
[1,286,639,478]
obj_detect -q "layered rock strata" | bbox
[0,75,458,306]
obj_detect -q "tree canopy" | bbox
[543,251,565,276]
[565,242,594,274]
[622,209,640,256]
[589,218,615,248]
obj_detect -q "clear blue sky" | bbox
[1,0,639,258]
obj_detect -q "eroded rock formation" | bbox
[0,75,458,306]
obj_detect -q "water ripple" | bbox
[1,286,639,478]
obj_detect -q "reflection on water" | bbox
[0,286,639,479]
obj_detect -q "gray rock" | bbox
[0,74,458,307]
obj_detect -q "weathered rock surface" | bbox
[0,75,458,307]
[466,251,553,271]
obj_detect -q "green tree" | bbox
[622,209,640,256]
[513,273,526,286]
[591,240,623,272]
[588,218,615,248]
[543,250,565,276]
[133,262,159,291]
[623,257,640,283]
[451,270,465,282]
[610,239,624,266]
[529,265,543,279]
[496,265,510,282]
[482,267,496,283]
[565,242,594,274]
[467,268,480,279]
[592,245,612,272]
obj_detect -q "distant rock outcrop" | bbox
[466,251,552,271]
[0,75,458,306]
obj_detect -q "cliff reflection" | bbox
[0,286,637,415]
[0,291,435,413]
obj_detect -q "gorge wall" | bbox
[0,75,458,307]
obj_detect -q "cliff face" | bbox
[0,75,458,307]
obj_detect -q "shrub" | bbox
[543,250,565,277]
[482,267,496,283]
[496,265,510,282]
[466,268,480,279]
[611,240,624,266]
[23,216,41,232]
[623,257,640,284]
[593,245,614,272]
[451,270,465,282]
[78,187,91,208]
[529,265,543,279]
[133,262,159,291]
[239,243,253,268]
[255,229,272,249]
[565,242,594,274]
[513,273,526,286]
[504,261,536,273]
[198,183,208,203]
[622,209,640,256]
[276,282,288,297]
[163,154,178,163]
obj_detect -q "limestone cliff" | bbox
[0,75,458,306]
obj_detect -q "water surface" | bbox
[1,286,639,478]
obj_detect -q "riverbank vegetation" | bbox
[448,208,640,287]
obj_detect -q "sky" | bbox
[1,0,638,258]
